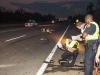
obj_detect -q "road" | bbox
[0,22,99,75]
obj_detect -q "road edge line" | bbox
[36,24,70,75]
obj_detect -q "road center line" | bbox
[5,35,26,42]
[36,24,70,75]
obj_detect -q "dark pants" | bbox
[61,50,73,59]
[84,41,99,75]
[61,50,79,67]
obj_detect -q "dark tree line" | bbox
[68,1,100,23]
[85,1,100,22]
[0,7,55,23]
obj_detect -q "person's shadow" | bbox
[44,60,84,74]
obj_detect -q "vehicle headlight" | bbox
[52,21,55,23]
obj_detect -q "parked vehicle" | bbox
[25,20,38,27]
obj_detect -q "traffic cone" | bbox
[95,62,99,75]
[95,67,98,75]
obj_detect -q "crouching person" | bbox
[58,36,79,67]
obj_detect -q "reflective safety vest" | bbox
[66,39,79,49]
[81,21,99,40]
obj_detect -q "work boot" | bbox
[58,59,69,64]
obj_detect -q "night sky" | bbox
[0,0,96,18]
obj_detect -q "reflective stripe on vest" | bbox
[81,21,99,40]
[81,26,86,33]
[66,39,79,48]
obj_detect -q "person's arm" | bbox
[67,44,78,52]
[77,34,82,36]
[95,45,100,63]
[82,32,88,39]
[67,48,77,53]
[80,24,96,41]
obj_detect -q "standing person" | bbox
[95,44,100,63]
[76,14,99,75]
[95,37,100,63]
[95,44,100,75]
[58,36,79,67]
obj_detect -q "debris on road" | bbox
[41,28,55,33]
[38,37,49,44]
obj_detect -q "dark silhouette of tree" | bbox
[72,14,85,23]
[47,13,55,21]
[32,12,42,22]
[0,6,6,12]
[97,0,100,5]
[86,2,94,15]
[0,7,56,24]
[93,0,100,21]
[95,0,100,16]
[68,16,72,21]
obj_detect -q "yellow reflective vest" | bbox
[81,21,99,40]
[66,39,79,49]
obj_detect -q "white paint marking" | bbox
[0,64,16,68]
[36,24,70,75]
[5,35,26,42]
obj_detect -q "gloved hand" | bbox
[95,55,100,63]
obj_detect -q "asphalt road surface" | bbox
[0,22,100,75]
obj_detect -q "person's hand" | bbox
[78,38,83,41]
[58,47,66,51]
[67,48,75,53]
[95,56,100,63]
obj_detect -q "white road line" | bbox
[36,24,70,75]
[5,35,26,42]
